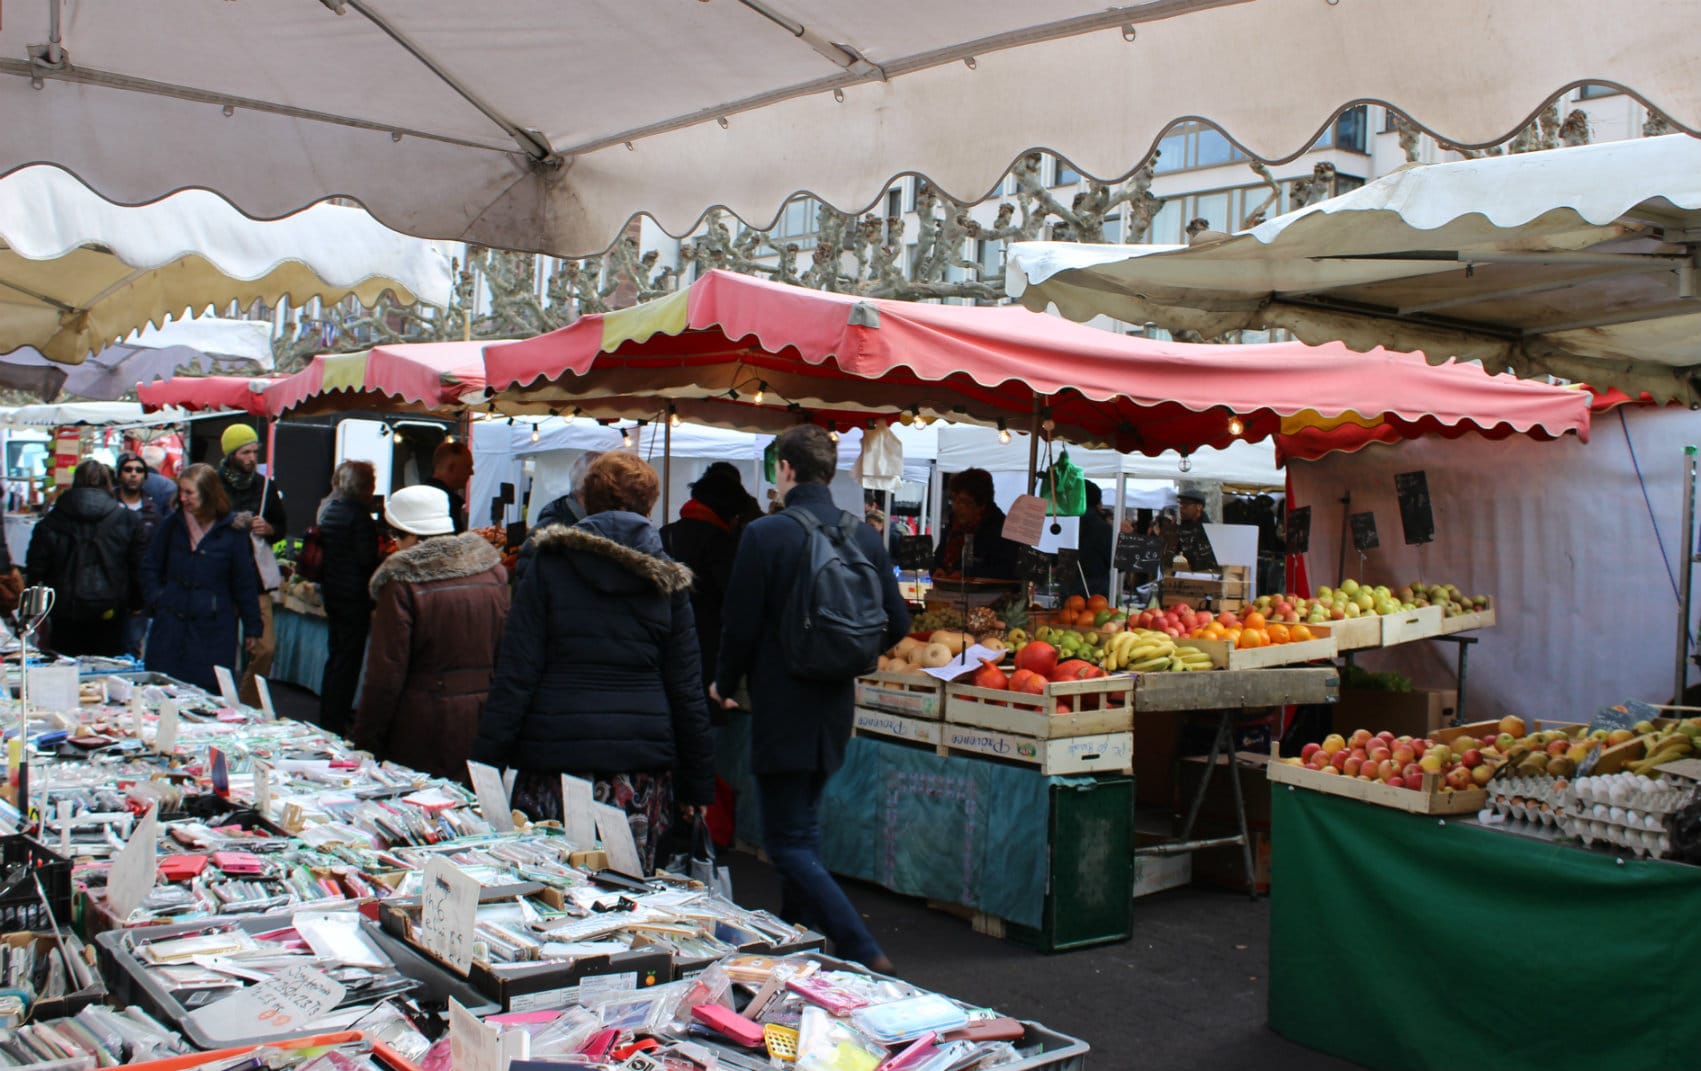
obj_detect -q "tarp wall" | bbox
[1288,407,1700,716]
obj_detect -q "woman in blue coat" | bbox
[141,463,263,693]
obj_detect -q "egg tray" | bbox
[1485,776,1566,827]
[1551,773,1695,859]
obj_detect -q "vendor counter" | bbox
[269,603,328,694]
[1269,786,1701,1071]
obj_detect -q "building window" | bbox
[1313,105,1369,153]
[774,197,817,239]
[1049,222,1072,242]
[975,238,1004,277]
[1053,155,1082,187]
[1381,107,1403,134]
[1149,121,1248,175]
[1102,212,1124,244]
[1578,83,1620,99]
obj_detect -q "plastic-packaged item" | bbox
[670,961,733,1028]
[794,1006,886,1071]
[692,1004,766,1047]
[786,973,875,1016]
[852,995,967,1045]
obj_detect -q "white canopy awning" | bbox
[0,401,188,429]
[935,425,1280,486]
[0,317,275,401]
[1009,136,1701,402]
[0,1,1693,256]
[0,166,454,364]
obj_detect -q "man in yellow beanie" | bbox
[217,422,287,706]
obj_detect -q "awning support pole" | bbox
[1677,445,1697,703]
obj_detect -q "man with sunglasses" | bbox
[113,451,162,657]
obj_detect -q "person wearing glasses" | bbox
[113,451,163,657]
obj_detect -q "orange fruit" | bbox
[1244,611,1267,630]
[1236,630,1259,650]
[1291,624,1313,642]
[1064,595,1087,614]
[1076,611,1098,628]
[1086,595,1110,613]
[1267,623,1290,644]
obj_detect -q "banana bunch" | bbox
[1629,730,1695,775]
[1101,630,1215,672]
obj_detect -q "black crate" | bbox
[0,836,71,931]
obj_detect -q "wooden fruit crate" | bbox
[939,721,1133,775]
[1265,743,1486,814]
[1437,597,1496,635]
[1185,625,1337,671]
[1134,667,1340,713]
[1379,605,1445,646]
[1434,719,1587,747]
[855,671,946,719]
[852,707,944,748]
[1327,615,1383,652]
[945,675,1134,729]
[1161,565,1251,612]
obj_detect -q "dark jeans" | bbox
[756,770,885,967]
[319,602,369,736]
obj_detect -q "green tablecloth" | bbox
[270,606,328,695]
[1270,786,1701,1071]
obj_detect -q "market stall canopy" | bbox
[2,317,275,402]
[136,373,275,417]
[0,400,187,429]
[263,340,492,417]
[482,269,1594,456]
[1008,136,1701,404]
[0,2,1693,256]
[935,425,1281,486]
[0,166,454,365]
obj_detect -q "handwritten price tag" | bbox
[559,774,598,851]
[214,665,242,710]
[594,802,645,878]
[420,856,481,972]
[154,699,179,755]
[106,807,158,920]
[187,964,346,1044]
[466,761,515,833]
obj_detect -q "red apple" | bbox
[1330,749,1351,771]
[1369,746,1392,764]
[1343,757,1363,777]
[1401,762,1423,783]
[1349,747,1368,763]
[1445,766,1475,791]
[1376,759,1399,781]
[1546,739,1570,757]
[1376,731,1396,744]
[1348,729,1373,750]
[1300,743,1322,761]
[1461,748,1482,768]
[1392,746,1415,766]
[1384,774,1405,789]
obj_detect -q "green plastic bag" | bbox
[1041,448,1086,517]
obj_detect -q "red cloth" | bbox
[679,499,731,532]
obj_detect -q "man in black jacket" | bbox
[316,461,380,735]
[218,423,287,706]
[659,467,747,719]
[27,460,146,656]
[712,425,909,972]
[1065,480,1113,600]
[114,451,163,657]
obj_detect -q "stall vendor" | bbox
[932,468,1019,579]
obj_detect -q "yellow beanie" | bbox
[221,424,259,455]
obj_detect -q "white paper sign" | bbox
[214,666,241,709]
[1036,514,1080,554]
[104,676,133,703]
[420,856,480,972]
[252,760,273,816]
[1000,494,1048,548]
[559,775,598,851]
[187,964,346,1043]
[25,665,77,713]
[593,802,645,878]
[106,807,159,920]
[921,643,1012,682]
[466,761,515,833]
[449,997,527,1071]
[154,699,179,755]
[254,676,277,721]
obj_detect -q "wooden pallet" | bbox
[1185,625,1337,671]
[1266,743,1486,814]
[852,707,944,748]
[854,672,946,719]
[938,722,1133,775]
[1133,667,1340,713]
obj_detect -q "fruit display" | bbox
[1289,579,1490,623]
[1448,715,1701,779]
[1050,594,1129,631]
[1134,603,1317,651]
[1282,727,1493,792]
[1025,625,1214,673]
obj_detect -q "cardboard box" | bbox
[2,931,105,1018]
[1177,751,1272,830]
[1331,688,1457,740]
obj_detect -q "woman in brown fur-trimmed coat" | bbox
[353,485,510,781]
[473,452,714,872]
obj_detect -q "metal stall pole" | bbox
[1110,470,1128,605]
[662,409,674,526]
[1678,445,1698,703]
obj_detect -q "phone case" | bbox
[876,1031,938,1071]
[942,1017,1024,1042]
[691,1004,766,1048]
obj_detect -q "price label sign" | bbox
[1393,471,1435,545]
[895,534,934,572]
[1349,511,1380,551]
[1114,532,1163,573]
[1015,544,1055,584]
[1001,495,1048,547]
[499,482,516,504]
[466,761,515,833]
[188,965,346,1043]
[1286,506,1312,555]
[1177,525,1219,572]
[214,666,241,710]
[420,856,481,972]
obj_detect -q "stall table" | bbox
[269,603,329,695]
[1269,785,1701,1071]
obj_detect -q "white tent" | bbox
[0,2,1692,256]
[934,426,1279,485]
[0,317,275,401]
[0,166,454,364]
[1008,136,1701,403]
[0,401,188,429]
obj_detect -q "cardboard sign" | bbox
[1000,495,1048,548]
[1286,506,1312,555]
[214,666,241,710]
[254,677,277,722]
[1349,512,1380,551]
[188,965,346,1043]
[560,775,598,851]
[24,665,77,713]
[421,856,481,972]
[1114,532,1163,573]
[252,760,273,817]
[451,997,529,1071]
[895,534,934,571]
[467,761,516,833]
[1590,699,1661,732]
[1015,544,1056,584]
[594,802,645,878]
[1393,471,1435,545]
[154,700,179,755]
[1176,525,1219,572]
[107,807,159,920]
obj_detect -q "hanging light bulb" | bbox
[828,425,839,443]
[1179,456,1193,473]
[622,426,633,449]
[529,424,541,444]
[1227,415,1244,436]
[669,409,681,429]
[564,407,578,425]
[997,419,1011,445]
[443,434,456,444]
[754,381,767,406]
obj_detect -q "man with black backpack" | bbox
[26,459,146,657]
[712,425,909,973]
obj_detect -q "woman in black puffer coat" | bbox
[473,451,713,873]
[315,460,380,735]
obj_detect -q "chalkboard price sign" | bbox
[895,534,934,571]
[1349,512,1380,551]
[1115,532,1164,573]
[489,497,506,526]
[499,482,516,505]
[1177,525,1219,572]
[1287,506,1312,555]
[505,521,529,551]
[1056,547,1081,585]
[1016,544,1056,583]
[1393,470,1435,545]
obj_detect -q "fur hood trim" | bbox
[530,525,693,594]
[370,531,503,599]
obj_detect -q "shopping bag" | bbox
[1041,448,1087,516]
[668,816,733,900]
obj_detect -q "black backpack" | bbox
[779,507,889,680]
[65,520,123,621]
